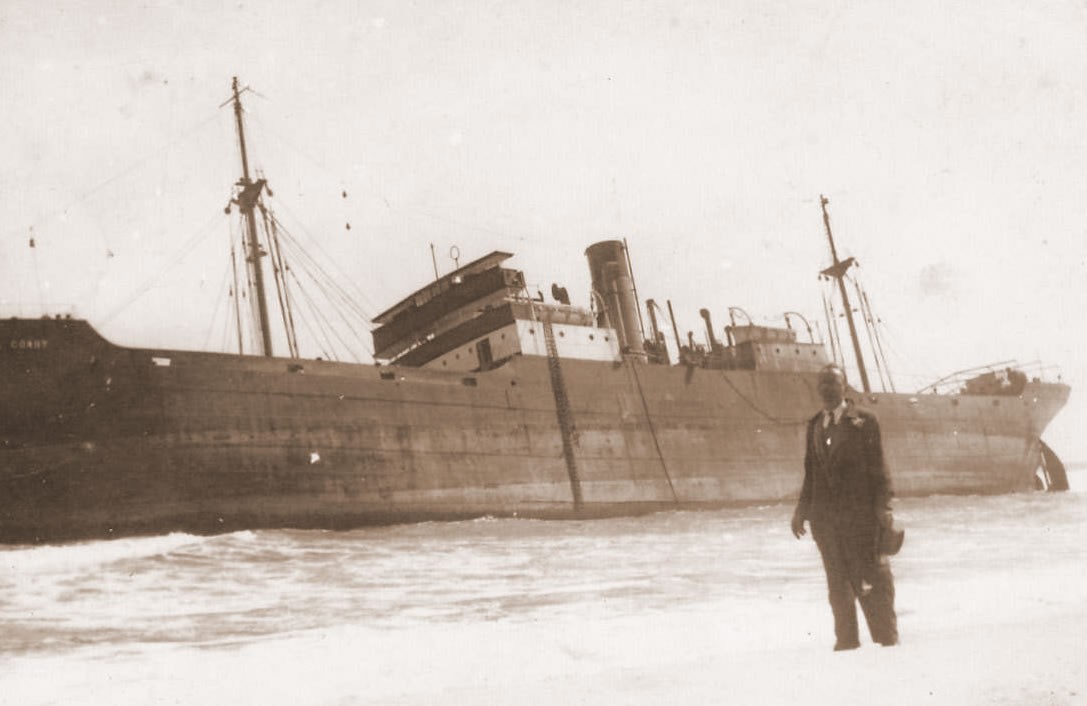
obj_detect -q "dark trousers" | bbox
[813,522,898,647]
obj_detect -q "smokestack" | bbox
[585,240,646,358]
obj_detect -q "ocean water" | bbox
[3,468,1086,705]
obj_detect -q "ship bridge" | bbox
[371,251,621,371]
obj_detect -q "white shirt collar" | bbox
[822,400,847,428]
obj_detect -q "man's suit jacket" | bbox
[796,401,893,543]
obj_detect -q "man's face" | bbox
[817,368,846,411]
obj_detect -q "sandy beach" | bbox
[4,471,1085,706]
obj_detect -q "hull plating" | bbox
[1,319,1070,543]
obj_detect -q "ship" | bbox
[0,79,1070,544]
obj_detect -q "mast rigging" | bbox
[819,195,871,393]
[230,76,274,357]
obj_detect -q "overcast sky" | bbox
[2,0,1085,457]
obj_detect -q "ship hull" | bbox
[1,319,1070,543]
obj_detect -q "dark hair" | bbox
[819,364,845,378]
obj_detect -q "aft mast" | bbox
[819,195,871,393]
[229,76,274,357]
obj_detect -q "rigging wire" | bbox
[203,256,235,352]
[280,264,373,354]
[229,234,245,355]
[0,112,223,248]
[235,115,530,349]
[826,269,940,393]
[268,213,301,358]
[858,282,896,393]
[820,287,839,366]
[249,110,524,246]
[222,188,372,361]
[851,275,888,392]
[822,281,846,369]
[244,111,341,184]
[265,197,380,319]
[100,211,226,326]
[219,299,234,355]
[270,219,371,325]
[259,204,300,358]
[270,217,374,351]
[873,315,946,391]
[79,87,488,362]
[280,252,368,361]
[283,270,339,360]
[17,91,375,360]
[237,211,258,349]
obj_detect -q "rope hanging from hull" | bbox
[627,359,679,503]
[541,314,584,511]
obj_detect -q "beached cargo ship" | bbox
[0,80,1070,544]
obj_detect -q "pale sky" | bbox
[2,0,1085,458]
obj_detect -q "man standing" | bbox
[791,364,899,651]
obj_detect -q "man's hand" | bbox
[877,510,894,530]
[791,508,807,539]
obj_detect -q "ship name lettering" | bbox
[10,339,49,350]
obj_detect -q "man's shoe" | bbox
[833,641,860,651]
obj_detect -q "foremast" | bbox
[229,76,274,357]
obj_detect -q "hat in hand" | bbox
[879,523,905,556]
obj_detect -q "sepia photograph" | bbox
[2,1,1085,703]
